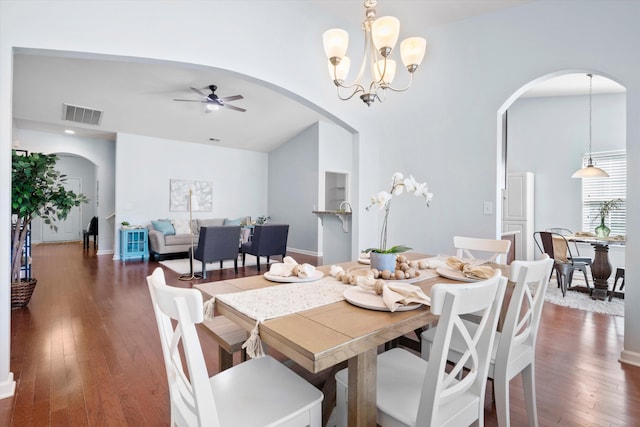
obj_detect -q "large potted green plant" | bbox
[10,151,87,308]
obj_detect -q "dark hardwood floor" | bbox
[2,243,639,426]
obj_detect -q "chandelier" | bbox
[322,0,427,106]
[572,73,609,178]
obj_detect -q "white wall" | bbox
[508,93,626,233]
[116,133,268,258]
[29,153,97,243]
[13,128,116,253]
[3,0,640,398]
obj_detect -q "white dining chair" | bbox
[335,270,507,427]
[453,235,512,265]
[421,255,554,427]
[147,267,323,427]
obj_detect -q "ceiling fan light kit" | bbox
[572,74,609,178]
[173,84,246,113]
[322,0,427,106]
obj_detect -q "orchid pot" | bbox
[365,172,433,271]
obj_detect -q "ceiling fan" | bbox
[173,85,246,112]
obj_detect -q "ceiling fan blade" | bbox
[190,87,209,98]
[173,99,207,103]
[219,95,243,102]
[222,103,246,113]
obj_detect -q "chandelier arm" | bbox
[323,0,426,106]
[382,72,415,93]
[336,85,366,101]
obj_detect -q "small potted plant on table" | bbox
[595,198,622,238]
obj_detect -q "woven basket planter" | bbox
[11,278,37,309]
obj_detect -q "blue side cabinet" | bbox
[120,228,149,261]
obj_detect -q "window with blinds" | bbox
[581,150,626,235]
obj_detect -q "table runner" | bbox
[203,276,350,358]
[216,277,350,320]
[202,263,440,358]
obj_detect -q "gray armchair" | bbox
[194,226,241,278]
[241,224,289,271]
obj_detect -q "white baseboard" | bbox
[287,247,320,257]
[0,372,16,400]
[619,349,640,367]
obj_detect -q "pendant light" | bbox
[572,74,609,178]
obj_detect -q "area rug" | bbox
[159,254,272,275]
[545,279,624,316]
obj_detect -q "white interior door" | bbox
[42,177,82,242]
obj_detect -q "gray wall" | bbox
[319,121,354,263]
[268,123,319,255]
[508,93,626,234]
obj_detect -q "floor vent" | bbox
[62,104,102,126]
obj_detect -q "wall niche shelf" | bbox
[312,210,351,233]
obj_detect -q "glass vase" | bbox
[595,217,611,238]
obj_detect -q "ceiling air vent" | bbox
[62,104,103,126]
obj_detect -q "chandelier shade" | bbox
[372,16,399,53]
[374,59,396,85]
[572,73,609,178]
[401,37,427,70]
[322,0,427,106]
[323,29,349,60]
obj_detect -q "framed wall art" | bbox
[169,179,213,212]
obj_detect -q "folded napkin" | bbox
[356,275,431,312]
[418,256,447,270]
[268,256,316,278]
[446,256,495,280]
[330,265,345,277]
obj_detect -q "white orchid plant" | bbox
[364,172,433,254]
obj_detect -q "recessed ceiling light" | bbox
[64,129,75,134]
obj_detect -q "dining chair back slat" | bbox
[453,235,512,265]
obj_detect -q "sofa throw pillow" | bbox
[224,217,243,226]
[152,219,175,236]
[172,219,192,235]
[197,218,225,229]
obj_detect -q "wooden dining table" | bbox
[195,253,505,427]
[566,234,625,300]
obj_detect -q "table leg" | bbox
[591,244,612,301]
[347,348,377,427]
